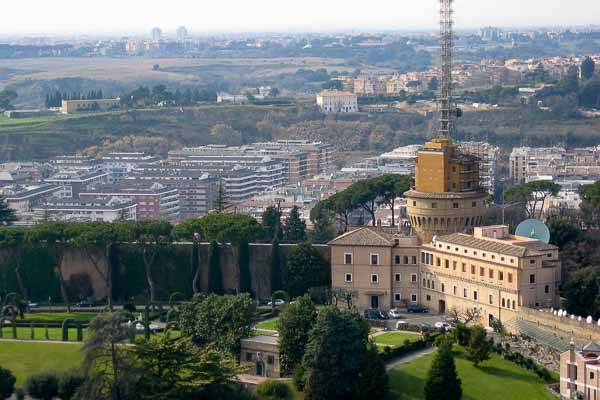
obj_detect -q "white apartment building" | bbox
[316,90,358,114]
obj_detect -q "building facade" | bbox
[561,341,600,400]
[60,99,120,114]
[316,90,358,114]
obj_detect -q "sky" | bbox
[1,0,599,36]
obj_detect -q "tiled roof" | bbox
[583,342,600,353]
[435,233,539,257]
[329,227,395,247]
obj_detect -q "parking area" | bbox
[382,311,448,331]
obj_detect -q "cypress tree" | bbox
[284,205,307,242]
[270,236,282,293]
[238,240,252,296]
[424,339,462,400]
[208,240,223,294]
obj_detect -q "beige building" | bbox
[405,138,488,242]
[240,335,281,378]
[329,227,421,311]
[420,225,560,326]
[61,99,120,114]
[561,341,600,400]
[316,90,358,114]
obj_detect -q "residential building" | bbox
[79,183,180,221]
[34,197,136,222]
[420,225,560,325]
[3,184,62,223]
[216,93,249,104]
[45,170,108,198]
[561,341,600,400]
[329,227,421,311]
[459,141,500,195]
[60,99,120,114]
[316,90,358,114]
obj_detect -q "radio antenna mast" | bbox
[439,0,455,139]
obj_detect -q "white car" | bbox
[388,309,403,319]
[435,322,452,331]
[267,299,286,307]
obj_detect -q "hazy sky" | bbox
[1,0,599,35]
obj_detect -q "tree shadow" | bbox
[477,365,533,383]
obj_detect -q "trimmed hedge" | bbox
[379,339,430,363]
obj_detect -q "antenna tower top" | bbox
[439,0,455,139]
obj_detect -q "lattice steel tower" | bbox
[439,0,454,138]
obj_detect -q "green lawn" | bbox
[255,319,279,331]
[1,327,90,341]
[388,347,556,400]
[0,342,83,386]
[373,332,421,347]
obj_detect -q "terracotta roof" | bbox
[329,227,396,247]
[435,233,541,257]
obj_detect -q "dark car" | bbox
[407,305,429,313]
[364,309,387,320]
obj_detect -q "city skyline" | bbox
[0,0,598,36]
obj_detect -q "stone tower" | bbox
[405,139,488,242]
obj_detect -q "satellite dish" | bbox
[515,219,551,244]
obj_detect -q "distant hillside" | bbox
[0,104,597,161]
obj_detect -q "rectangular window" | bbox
[395,273,401,282]
[436,258,441,267]
[463,288,468,298]
[267,355,274,365]
[421,252,426,263]
[489,269,494,279]
[404,256,409,265]
[412,256,417,265]
[345,273,352,283]
[371,254,380,266]
[411,294,417,303]
[462,263,467,273]
[471,265,476,274]
[395,255,401,265]
[508,273,513,283]
[453,286,457,295]
[530,274,536,284]
[489,294,494,305]
[441,283,445,293]
[445,259,450,269]
[371,274,379,284]
[431,281,435,290]
[453,202,459,209]
[431,202,438,209]
[499,271,504,281]
[411,273,417,283]
[480,267,485,277]
[395,293,401,301]
[246,352,253,362]
[473,291,478,301]
[344,253,353,265]
[453,261,457,270]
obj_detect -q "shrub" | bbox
[57,371,84,400]
[25,372,59,400]
[253,380,293,400]
[0,366,16,399]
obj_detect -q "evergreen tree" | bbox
[277,294,317,374]
[424,339,462,400]
[581,57,596,81]
[467,325,491,367]
[270,236,282,293]
[353,344,389,400]
[284,206,307,242]
[208,240,223,295]
[215,181,227,212]
[0,196,17,226]
[302,307,369,400]
[238,240,252,296]
[262,205,281,240]
[311,205,336,243]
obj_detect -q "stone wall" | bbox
[0,243,330,302]
[518,307,600,345]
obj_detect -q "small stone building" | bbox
[240,335,281,378]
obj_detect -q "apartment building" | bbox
[316,90,358,114]
[4,185,62,223]
[34,197,136,222]
[79,183,180,221]
[127,168,218,219]
[60,99,120,114]
[420,225,560,326]
[561,341,600,400]
[252,140,336,178]
[330,227,421,311]
[45,170,109,198]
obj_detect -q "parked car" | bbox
[267,299,286,307]
[407,305,429,313]
[419,322,432,329]
[388,309,403,319]
[396,320,409,330]
[27,302,38,309]
[435,322,452,332]
[364,309,387,320]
